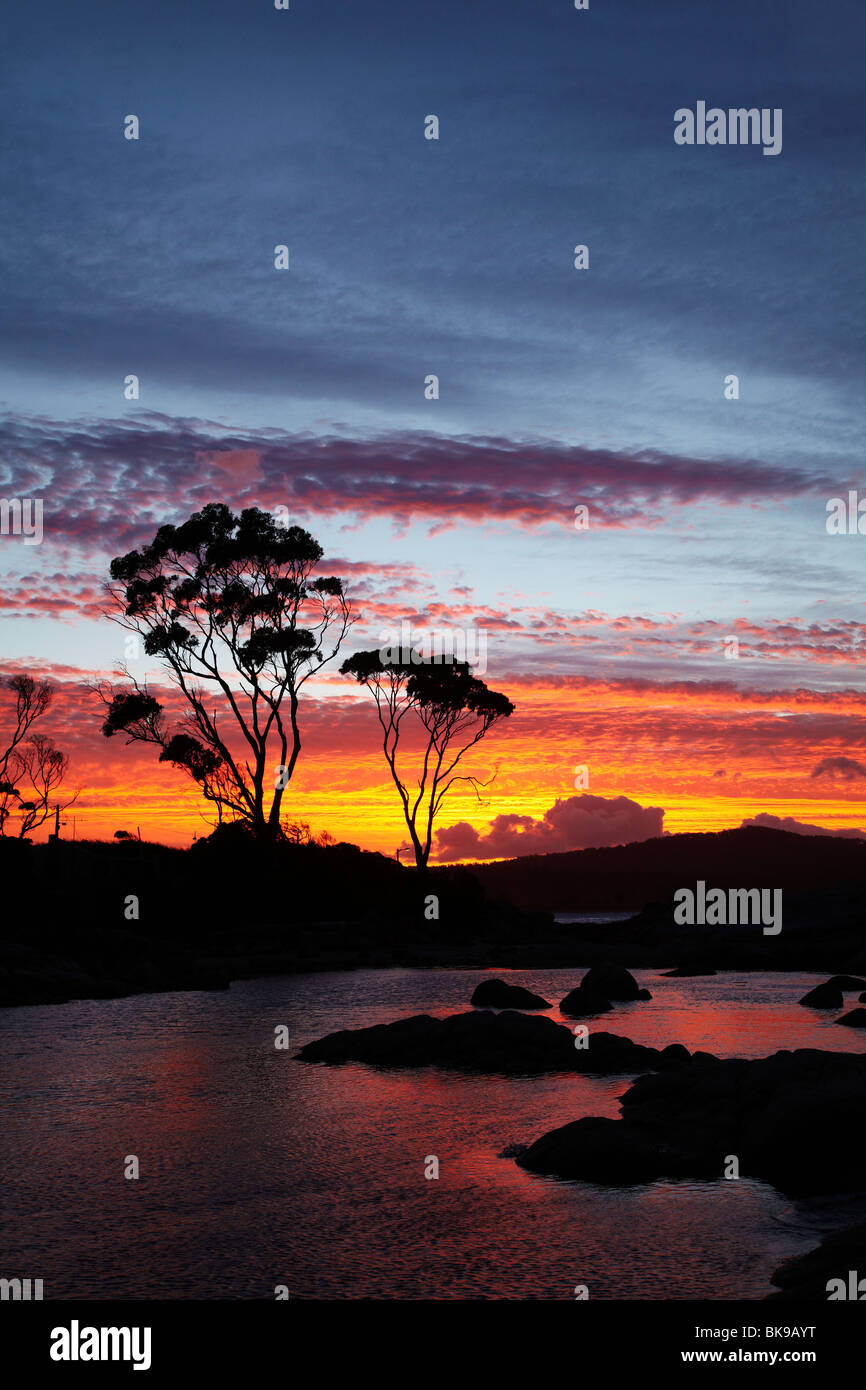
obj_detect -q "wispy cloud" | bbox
[0,413,841,549]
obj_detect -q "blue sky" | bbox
[3,0,863,454]
[1,0,864,848]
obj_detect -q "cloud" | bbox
[740,812,866,840]
[434,793,665,862]
[0,412,840,550]
[201,448,264,488]
[810,755,866,781]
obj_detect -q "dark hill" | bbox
[468,825,866,913]
[0,830,550,1007]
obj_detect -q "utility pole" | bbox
[54,804,61,839]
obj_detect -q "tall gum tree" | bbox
[99,503,352,838]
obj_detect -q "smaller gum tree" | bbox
[0,675,78,838]
[340,649,514,869]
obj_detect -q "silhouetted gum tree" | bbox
[340,651,514,868]
[0,675,78,837]
[99,503,352,838]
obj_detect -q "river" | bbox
[2,967,864,1299]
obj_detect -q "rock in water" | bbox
[298,1010,689,1076]
[799,983,844,1008]
[825,975,866,991]
[836,1007,866,1028]
[519,1115,683,1183]
[470,978,551,1010]
[769,1223,866,1300]
[559,987,612,1017]
[580,964,642,1000]
[517,1049,866,1196]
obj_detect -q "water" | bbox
[1,968,863,1300]
[553,912,638,924]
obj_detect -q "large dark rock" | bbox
[470,978,551,1009]
[497,1141,529,1159]
[579,964,642,1000]
[799,983,844,1008]
[517,1049,866,1197]
[768,1224,866,1300]
[574,1032,686,1074]
[298,1010,689,1076]
[825,975,866,991]
[559,987,612,1017]
[519,1115,696,1184]
[836,1008,866,1028]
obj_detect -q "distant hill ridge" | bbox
[467,825,866,913]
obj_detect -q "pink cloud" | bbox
[0,412,840,550]
[434,793,665,861]
[197,448,264,488]
[740,812,866,839]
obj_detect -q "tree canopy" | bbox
[99,502,352,837]
[0,674,78,838]
[341,649,514,868]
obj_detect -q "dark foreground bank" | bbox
[2,825,865,1007]
[0,830,549,1007]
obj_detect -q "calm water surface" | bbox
[2,968,864,1300]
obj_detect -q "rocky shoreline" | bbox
[298,1008,692,1075]
[3,831,866,1009]
[768,1223,866,1300]
[295,966,866,1300]
[515,1047,866,1197]
[7,922,866,1011]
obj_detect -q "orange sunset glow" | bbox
[5,663,863,854]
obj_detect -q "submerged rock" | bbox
[559,987,612,1017]
[519,1114,703,1184]
[497,1141,529,1159]
[470,978,551,1010]
[579,964,642,1000]
[574,1032,685,1073]
[836,1007,866,1028]
[517,1048,866,1197]
[768,1223,866,1300]
[799,983,844,1008]
[825,975,866,991]
[298,1009,689,1076]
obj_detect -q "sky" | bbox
[1,0,864,854]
